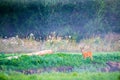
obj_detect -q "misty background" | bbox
[0,0,120,41]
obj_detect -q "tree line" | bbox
[0,0,120,41]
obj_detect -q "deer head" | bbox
[80,45,93,61]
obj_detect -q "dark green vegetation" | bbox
[0,0,120,40]
[0,52,120,80]
[0,52,120,71]
[0,71,120,80]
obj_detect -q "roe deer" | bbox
[80,47,93,60]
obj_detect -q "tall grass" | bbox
[0,33,120,53]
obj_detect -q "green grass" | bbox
[0,52,120,80]
[0,71,120,80]
[0,52,120,71]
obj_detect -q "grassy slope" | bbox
[0,52,120,70]
[0,71,120,80]
[0,52,120,80]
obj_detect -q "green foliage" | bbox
[0,71,120,80]
[0,0,120,38]
[0,73,8,80]
[0,52,120,71]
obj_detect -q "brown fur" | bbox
[80,48,93,60]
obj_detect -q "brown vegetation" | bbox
[7,50,53,59]
[28,50,53,56]
[0,33,120,53]
[102,61,120,72]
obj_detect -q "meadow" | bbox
[0,52,120,71]
[0,52,120,80]
[0,35,120,80]
[0,0,120,80]
[0,71,120,80]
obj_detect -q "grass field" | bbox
[0,71,120,80]
[0,52,120,80]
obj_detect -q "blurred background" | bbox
[0,0,120,53]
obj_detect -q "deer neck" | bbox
[81,49,84,54]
